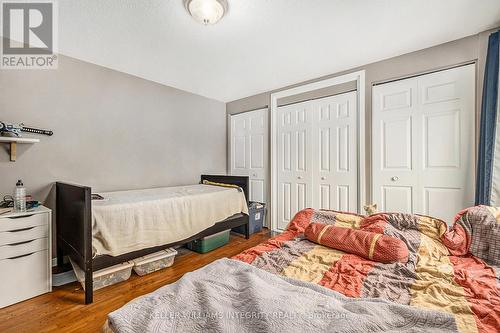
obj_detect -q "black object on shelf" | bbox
[0,121,53,137]
[22,126,53,136]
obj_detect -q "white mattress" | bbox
[91,184,248,257]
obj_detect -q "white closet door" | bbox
[247,110,268,203]
[276,92,358,230]
[231,114,248,176]
[312,92,358,212]
[276,101,314,230]
[373,65,475,223]
[372,78,418,213]
[230,109,268,203]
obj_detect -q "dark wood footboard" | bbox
[56,182,93,304]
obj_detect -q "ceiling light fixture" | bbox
[184,0,228,25]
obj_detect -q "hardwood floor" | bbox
[0,230,271,333]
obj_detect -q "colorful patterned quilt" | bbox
[233,208,500,333]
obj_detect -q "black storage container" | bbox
[233,201,266,236]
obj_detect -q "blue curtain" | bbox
[476,31,499,205]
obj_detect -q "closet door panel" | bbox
[336,185,350,211]
[230,109,268,204]
[247,109,268,203]
[276,102,313,230]
[231,116,249,174]
[373,65,475,223]
[417,65,475,221]
[382,117,412,170]
[276,91,358,230]
[336,124,350,172]
[313,92,357,212]
[373,78,418,213]
[381,186,413,213]
[250,179,265,204]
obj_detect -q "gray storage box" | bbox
[70,258,133,291]
[132,248,177,276]
[233,201,266,236]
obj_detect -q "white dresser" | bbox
[0,206,52,308]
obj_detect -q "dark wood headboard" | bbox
[200,174,249,204]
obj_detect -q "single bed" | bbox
[104,206,500,333]
[56,175,250,304]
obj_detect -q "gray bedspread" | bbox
[108,258,458,333]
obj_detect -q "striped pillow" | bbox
[202,180,242,192]
[304,222,409,263]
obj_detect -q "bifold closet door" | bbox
[276,101,314,230]
[276,92,358,230]
[372,64,475,223]
[312,92,358,212]
[230,109,268,203]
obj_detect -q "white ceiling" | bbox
[57,0,500,102]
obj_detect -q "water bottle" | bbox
[14,180,26,212]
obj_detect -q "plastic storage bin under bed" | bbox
[70,248,177,290]
[187,230,230,253]
[131,248,177,276]
[70,259,134,291]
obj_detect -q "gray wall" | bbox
[227,27,499,204]
[0,54,227,202]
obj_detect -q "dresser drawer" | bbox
[0,213,48,232]
[0,238,48,260]
[0,225,49,247]
[0,250,50,308]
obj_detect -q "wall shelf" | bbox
[0,137,39,162]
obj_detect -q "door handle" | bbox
[391,176,399,181]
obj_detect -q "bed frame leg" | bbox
[56,244,64,269]
[245,221,250,239]
[85,268,93,304]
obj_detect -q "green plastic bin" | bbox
[187,230,230,253]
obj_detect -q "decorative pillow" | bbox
[304,222,409,263]
[202,180,242,191]
[442,205,500,265]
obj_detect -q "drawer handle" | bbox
[7,227,35,233]
[7,252,35,260]
[7,214,34,219]
[7,239,35,246]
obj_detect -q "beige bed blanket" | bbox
[92,184,248,257]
